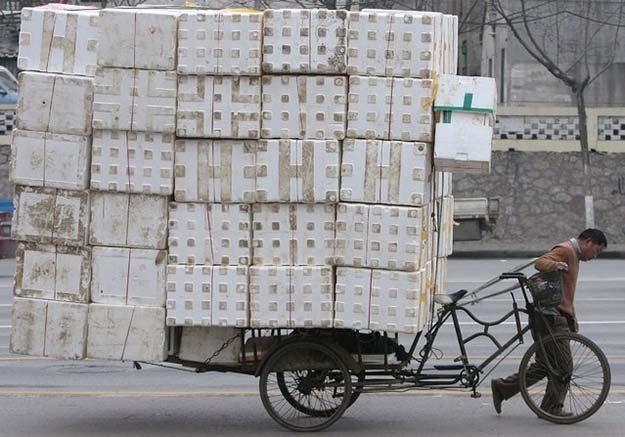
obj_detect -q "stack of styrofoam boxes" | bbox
[86,8,181,362]
[335,9,458,334]
[10,5,98,359]
[433,74,497,174]
[165,9,264,363]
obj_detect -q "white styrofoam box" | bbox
[417,266,432,333]
[97,8,179,70]
[256,139,340,203]
[263,9,347,74]
[426,256,448,298]
[434,112,493,174]
[10,297,48,356]
[334,267,371,330]
[346,76,433,141]
[92,68,177,133]
[89,192,168,249]
[260,75,347,139]
[87,304,167,362]
[174,139,257,203]
[252,203,336,266]
[166,265,249,327]
[91,130,174,195]
[13,185,89,246]
[369,269,421,333]
[10,297,88,359]
[14,242,91,303]
[177,75,261,138]
[18,8,99,76]
[430,196,454,259]
[434,74,496,116]
[11,130,90,190]
[178,10,262,75]
[168,202,251,265]
[335,203,428,271]
[17,72,93,135]
[250,266,333,328]
[340,139,431,206]
[347,10,441,78]
[91,246,166,307]
[178,326,241,364]
[435,171,453,199]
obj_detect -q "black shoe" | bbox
[491,379,504,414]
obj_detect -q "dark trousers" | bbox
[497,314,572,412]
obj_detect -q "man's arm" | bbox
[535,246,570,272]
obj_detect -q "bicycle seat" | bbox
[433,289,468,305]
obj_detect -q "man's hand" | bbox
[554,261,569,271]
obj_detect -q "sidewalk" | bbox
[0,257,15,277]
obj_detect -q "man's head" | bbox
[577,228,608,261]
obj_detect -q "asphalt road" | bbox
[0,257,624,436]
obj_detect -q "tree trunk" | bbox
[574,87,595,228]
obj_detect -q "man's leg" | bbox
[539,315,571,414]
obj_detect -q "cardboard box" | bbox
[260,75,347,139]
[263,9,346,74]
[11,130,90,190]
[340,139,431,205]
[252,203,336,265]
[91,130,174,195]
[16,72,93,135]
[89,192,168,249]
[13,185,89,246]
[168,202,251,265]
[346,76,433,141]
[90,246,166,307]
[178,10,262,75]
[256,139,339,203]
[166,265,249,327]
[177,75,261,138]
[14,242,91,303]
[173,139,257,202]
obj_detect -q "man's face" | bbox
[579,239,605,261]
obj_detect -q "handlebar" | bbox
[499,272,527,280]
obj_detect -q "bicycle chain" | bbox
[203,330,243,365]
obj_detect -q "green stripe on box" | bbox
[432,105,494,114]
[463,93,474,109]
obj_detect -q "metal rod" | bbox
[460,257,537,302]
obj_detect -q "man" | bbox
[491,228,608,416]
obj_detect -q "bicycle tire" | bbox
[518,332,610,424]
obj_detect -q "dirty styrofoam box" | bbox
[178,9,262,75]
[178,326,241,364]
[333,267,371,330]
[10,297,88,359]
[340,139,431,206]
[369,269,420,334]
[174,139,257,202]
[252,203,336,266]
[90,246,166,307]
[90,130,174,195]
[13,185,89,246]
[347,10,441,78]
[434,74,496,115]
[430,196,454,259]
[87,304,167,362]
[262,9,347,74]
[17,72,93,135]
[166,265,249,327]
[17,7,56,72]
[177,75,261,138]
[97,8,179,70]
[250,266,333,328]
[14,242,91,303]
[92,68,177,133]
[89,192,168,249]
[434,114,492,174]
[256,139,340,203]
[168,202,251,265]
[260,75,347,139]
[335,203,428,271]
[346,76,433,141]
[417,266,432,333]
[435,171,453,199]
[11,130,90,190]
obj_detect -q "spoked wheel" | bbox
[259,341,353,432]
[518,332,611,424]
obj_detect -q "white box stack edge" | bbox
[10,6,479,365]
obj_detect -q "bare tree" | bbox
[491,0,625,183]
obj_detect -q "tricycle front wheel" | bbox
[259,340,353,432]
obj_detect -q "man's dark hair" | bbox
[578,228,608,248]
